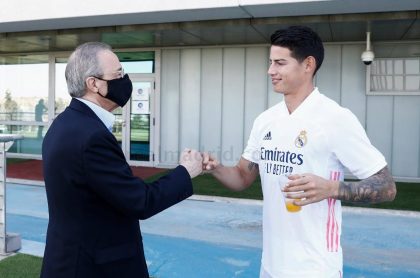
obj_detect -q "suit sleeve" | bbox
[83,130,193,220]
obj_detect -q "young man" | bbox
[203,26,396,278]
[41,42,202,277]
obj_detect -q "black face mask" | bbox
[97,74,133,107]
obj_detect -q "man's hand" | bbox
[283,167,396,206]
[179,149,203,178]
[283,174,337,206]
[201,152,220,173]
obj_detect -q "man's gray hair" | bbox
[65,42,112,98]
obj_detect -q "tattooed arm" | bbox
[284,166,396,206]
[336,166,396,204]
[202,154,259,191]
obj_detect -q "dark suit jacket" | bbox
[41,99,193,278]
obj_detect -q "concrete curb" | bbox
[0,252,16,262]
[7,178,45,186]
[190,194,420,217]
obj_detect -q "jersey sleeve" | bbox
[330,109,387,179]
[242,118,261,163]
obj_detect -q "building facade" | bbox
[1,1,419,180]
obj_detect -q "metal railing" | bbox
[0,134,23,254]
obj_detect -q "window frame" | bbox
[367,57,420,96]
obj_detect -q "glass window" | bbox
[0,55,49,122]
[406,76,420,91]
[394,76,404,91]
[394,60,404,75]
[55,58,71,115]
[117,52,155,74]
[0,124,45,155]
[405,59,419,75]
[0,55,49,155]
[130,81,152,161]
[112,106,123,147]
[368,58,420,95]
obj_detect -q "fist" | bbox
[202,152,219,173]
[179,149,203,178]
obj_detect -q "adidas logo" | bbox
[263,131,272,140]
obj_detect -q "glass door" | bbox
[121,77,155,166]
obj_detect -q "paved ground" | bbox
[5,183,420,277]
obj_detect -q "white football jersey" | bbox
[243,88,387,278]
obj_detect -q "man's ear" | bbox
[85,77,98,93]
[305,56,317,74]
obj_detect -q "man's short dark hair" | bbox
[270,26,324,75]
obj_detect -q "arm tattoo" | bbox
[337,166,396,204]
[248,162,259,172]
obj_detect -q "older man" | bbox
[41,42,202,277]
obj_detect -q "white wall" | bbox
[160,46,276,166]
[160,50,180,165]
[160,44,420,180]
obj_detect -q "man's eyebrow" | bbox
[270,59,287,62]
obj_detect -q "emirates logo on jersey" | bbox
[295,130,307,148]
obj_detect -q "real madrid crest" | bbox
[295,130,307,148]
